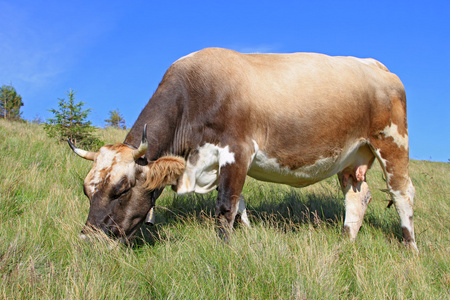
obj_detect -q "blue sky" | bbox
[1,0,449,162]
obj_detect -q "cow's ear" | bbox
[144,156,186,190]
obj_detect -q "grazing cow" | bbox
[69,47,417,251]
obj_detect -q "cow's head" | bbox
[68,125,185,241]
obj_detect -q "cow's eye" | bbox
[117,189,130,205]
[118,189,130,198]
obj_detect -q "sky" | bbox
[0,0,449,162]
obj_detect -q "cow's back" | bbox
[173,48,405,172]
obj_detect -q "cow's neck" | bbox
[124,77,188,161]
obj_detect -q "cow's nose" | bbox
[79,221,109,241]
[81,221,100,233]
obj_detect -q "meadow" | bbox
[1,119,449,299]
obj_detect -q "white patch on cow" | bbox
[86,147,135,195]
[218,145,235,168]
[248,140,259,169]
[351,57,389,71]
[342,180,371,240]
[406,178,415,206]
[174,51,198,63]
[387,178,417,251]
[98,148,119,168]
[390,188,414,228]
[370,147,393,185]
[248,151,334,187]
[247,140,368,187]
[381,123,409,150]
[353,57,377,67]
[175,143,236,194]
[237,197,251,228]
[389,178,415,206]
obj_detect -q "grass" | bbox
[0,119,449,299]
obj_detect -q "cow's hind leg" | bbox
[370,139,417,252]
[338,174,372,240]
[338,145,375,240]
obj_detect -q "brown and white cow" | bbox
[69,47,417,251]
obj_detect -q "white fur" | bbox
[342,180,371,239]
[174,51,198,64]
[218,145,236,168]
[237,197,251,228]
[175,143,236,194]
[85,148,135,195]
[248,140,259,169]
[390,184,416,249]
[247,140,367,187]
[381,123,409,150]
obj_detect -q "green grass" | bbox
[1,120,449,299]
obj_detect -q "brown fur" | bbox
[144,156,186,190]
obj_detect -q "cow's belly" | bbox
[247,152,338,187]
[247,140,368,187]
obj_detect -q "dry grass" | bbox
[1,120,449,299]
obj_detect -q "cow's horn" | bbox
[132,124,148,160]
[67,139,96,161]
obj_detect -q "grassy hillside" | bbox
[1,120,449,299]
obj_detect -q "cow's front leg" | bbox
[215,154,249,241]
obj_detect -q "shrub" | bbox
[44,89,103,150]
[0,84,24,121]
[105,108,126,129]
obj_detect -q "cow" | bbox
[68,47,417,251]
